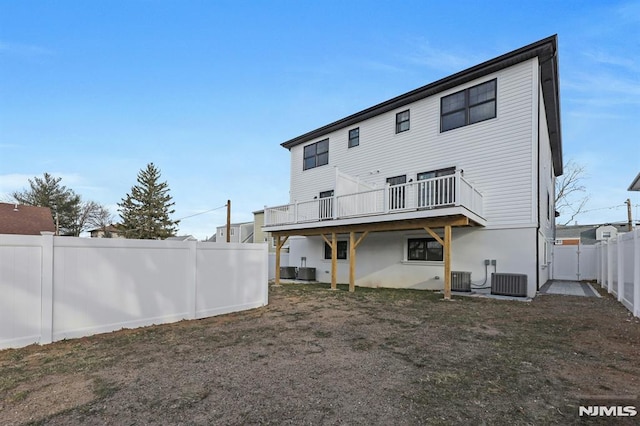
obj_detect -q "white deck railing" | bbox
[265,170,483,226]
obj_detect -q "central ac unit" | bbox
[297,267,316,281]
[279,266,297,279]
[451,271,471,292]
[491,273,527,297]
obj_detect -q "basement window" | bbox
[324,241,348,260]
[407,238,442,261]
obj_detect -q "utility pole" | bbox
[226,200,231,243]
[627,198,633,230]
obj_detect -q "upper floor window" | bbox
[441,79,496,132]
[547,191,551,222]
[396,110,410,133]
[303,139,329,170]
[348,128,359,148]
[407,238,442,261]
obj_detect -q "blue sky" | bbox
[1,0,639,239]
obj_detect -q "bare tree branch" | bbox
[555,160,589,225]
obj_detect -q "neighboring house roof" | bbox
[628,173,640,191]
[556,223,630,245]
[0,203,56,235]
[166,235,198,241]
[280,35,562,176]
[217,221,254,228]
[88,225,121,234]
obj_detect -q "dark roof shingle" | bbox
[0,203,56,235]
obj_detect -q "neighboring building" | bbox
[88,224,123,238]
[628,173,640,191]
[253,210,289,252]
[166,235,198,241]
[263,35,562,298]
[0,203,56,235]
[215,222,254,243]
[555,224,629,245]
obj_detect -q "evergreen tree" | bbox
[118,163,179,239]
[12,173,114,236]
[12,173,81,235]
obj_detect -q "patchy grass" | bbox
[1,282,639,425]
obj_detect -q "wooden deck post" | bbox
[331,232,337,290]
[444,225,452,300]
[349,231,369,293]
[320,233,338,290]
[349,232,355,292]
[274,234,288,287]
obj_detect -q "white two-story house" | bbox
[263,35,562,298]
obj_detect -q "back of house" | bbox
[264,35,562,298]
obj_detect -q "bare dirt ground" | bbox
[1,283,639,425]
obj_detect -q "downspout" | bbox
[535,63,541,291]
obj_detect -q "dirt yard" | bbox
[1,283,639,425]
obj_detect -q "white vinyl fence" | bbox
[552,244,597,281]
[595,228,640,317]
[0,234,268,350]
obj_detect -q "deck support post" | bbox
[274,234,288,286]
[444,225,452,300]
[331,232,337,290]
[349,232,355,292]
[424,226,451,299]
[320,233,338,290]
[349,231,369,292]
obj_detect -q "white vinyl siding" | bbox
[288,59,538,228]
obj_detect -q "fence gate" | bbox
[552,244,597,281]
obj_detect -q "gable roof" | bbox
[628,173,640,191]
[88,224,121,234]
[281,35,562,176]
[0,203,56,235]
[166,235,198,241]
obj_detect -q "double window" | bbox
[407,238,443,261]
[441,79,496,132]
[303,139,329,170]
[348,128,359,148]
[324,241,348,259]
[396,110,410,133]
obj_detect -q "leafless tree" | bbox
[88,204,115,237]
[68,200,114,237]
[555,160,589,225]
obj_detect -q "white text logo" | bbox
[579,406,637,417]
